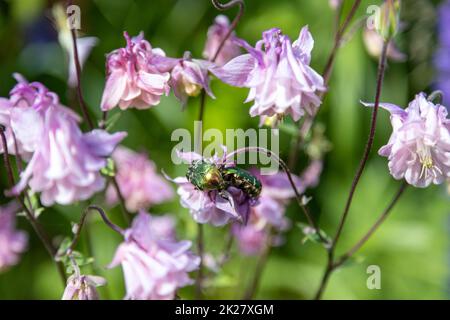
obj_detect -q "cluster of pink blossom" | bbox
[109,212,199,300]
[1,1,450,302]
[106,146,174,212]
[0,75,126,206]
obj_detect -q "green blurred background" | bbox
[0,0,449,299]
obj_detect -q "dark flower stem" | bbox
[0,126,67,284]
[242,232,272,300]
[58,205,124,258]
[111,176,132,224]
[67,1,94,130]
[332,39,389,248]
[288,0,362,170]
[313,38,390,300]
[66,3,132,224]
[334,182,408,268]
[194,0,246,299]
[195,223,205,299]
[211,0,245,62]
[314,182,407,299]
[226,147,328,244]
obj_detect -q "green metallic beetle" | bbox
[186,160,262,199]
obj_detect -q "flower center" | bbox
[417,145,442,179]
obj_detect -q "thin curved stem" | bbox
[0,126,67,284]
[322,0,362,85]
[111,176,132,224]
[58,205,123,258]
[211,0,245,62]
[313,38,390,300]
[314,182,407,299]
[332,39,389,247]
[226,147,328,245]
[193,0,246,299]
[289,0,362,168]
[67,0,94,129]
[67,18,132,224]
[243,233,272,300]
[195,223,205,299]
[334,182,407,268]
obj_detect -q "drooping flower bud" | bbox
[372,0,401,40]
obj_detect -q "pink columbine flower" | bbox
[203,15,241,65]
[0,202,28,271]
[363,93,450,187]
[169,53,215,106]
[9,105,126,206]
[211,27,326,124]
[109,212,199,300]
[62,262,106,300]
[168,149,254,226]
[101,32,170,111]
[106,147,174,212]
[0,74,75,158]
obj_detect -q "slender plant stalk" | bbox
[288,0,362,169]
[111,177,132,224]
[67,1,94,129]
[314,182,407,299]
[226,146,328,244]
[66,6,132,224]
[195,223,205,299]
[194,0,246,299]
[242,233,272,300]
[58,205,123,257]
[313,38,390,300]
[334,182,407,268]
[0,126,67,284]
[332,39,389,246]
[211,0,244,62]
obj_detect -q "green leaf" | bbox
[100,158,116,177]
[297,222,331,247]
[105,111,122,131]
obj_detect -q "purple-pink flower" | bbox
[0,202,28,271]
[211,27,326,124]
[364,93,450,187]
[0,74,74,159]
[203,15,241,65]
[62,264,106,300]
[106,146,174,212]
[109,212,199,300]
[169,53,215,106]
[101,32,170,111]
[168,150,254,226]
[9,105,126,206]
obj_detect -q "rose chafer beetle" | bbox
[186,160,262,199]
